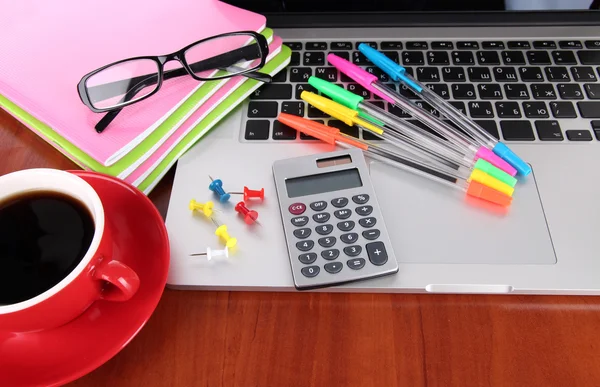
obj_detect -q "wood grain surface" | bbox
[2,108,600,387]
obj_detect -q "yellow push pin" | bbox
[189,199,214,218]
[212,218,238,248]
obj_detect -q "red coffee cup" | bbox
[0,169,140,332]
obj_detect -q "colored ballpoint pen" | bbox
[358,43,531,176]
[277,113,512,207]
[327,53,518,177]
[307,76,517,188]
[301,91,515,196]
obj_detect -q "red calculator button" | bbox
[289,203,306,215]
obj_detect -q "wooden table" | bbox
[2,109,600,387]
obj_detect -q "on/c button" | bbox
[289,203,306,215]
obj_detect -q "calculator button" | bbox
[366,241,388,266]
[310,200,328,211]
[362,229,380,240]
[347,258,366,270]
[324,262,343,274]
[315,224,334,235]
[321,249,340,260]
[298,253,317,264]
[352,194,370,204]
[301,266,320,278]
[293,228,312,239]
[312,212,331,223]
[355,205,373,216]
[289,203,306,215]
[343,245,362,257]
[334,209,352,219]
[331,197,349,208]
[318,237,336,247]
[359,217,377,228]
[340,232,359,244]
[291,216,309,226]
[337,221,355,232]
[296,240,314,251]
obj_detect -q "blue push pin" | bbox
[208,175,231,203]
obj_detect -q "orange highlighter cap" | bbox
[466,180,512,207]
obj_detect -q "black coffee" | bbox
[0,191,95,305]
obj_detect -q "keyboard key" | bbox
[519,67,545,82]
[344,245,362,257]
[329,120,359,138]
[407,41,428,50]
[366,67,390,82]
[322,249,340,262]
[244,120,270,140]
[432,41,453,49]
[272,69,287,83]
[313,212,330,223]
[355,205,373,216]
[272,121,297,140]
[501,120,534,141]
[356,42,377,49]
[291,216,309,227]
[527,50,551,65]
[577,50,600,64]
[577,102,600,118]
[286,42,303,50]
[381,51,400,63]
[295,84,317,100]
[557,84,584,99]
[502,50,526,65]
[352,51,371,65]
[584,40,600,49]
[359,217,376,228]
[337,221,355,232]
[545,67,570,82]
[298,253,317,265]
[306,42,327,50]
[477,51,500,65]
[247,101,277,118]
[402,51,424,65]
[478,84,503,99]
[347,83,370,99]
[452,51,474,65]
[551,50,577,65]
[572,67,597,82]
[310,200,327,211]
[294,228,312,239]
[496,102,521,118]
[301,265,319,278]
[457,41,479,49]
[592,120,600,140]
[467,67,492,82]
[308,104,329,118]
[304,52,325,66]
[427,51,450,65]
[347,258,366,270]
[250,84,292,100]
[290,67,312,83]
[318,237,336,248]
[388,104,411,118]
[452,84,476,99]
[523,102,549,118]
[332,197,349,208]
[504,84,530,100]
[531,84,557,100]
[508,41,530,49]
[296,240,314,251]
[550,101,577,118]
[381,41,403,50]
[416,67,440,82]
[399,84,419,99]
[340,233,358,244]
[290,52,300,66]
[449,102,466,115]
[281,101,305,117]
[482,41,505,49]
[493,67,518,82]
[414,100,439,116]
[324,262,343,274]
[442,67,466,82]
[315,224,334,235]
[362,229,381,241]
[468,101,494,118]
[559,40,582,49]
[585,84,600,99]
[566,130,593,141]
[474,120,499,140]
[315,67,337,82]
[366,241,388,266]
[426,84,450,99]
[331,41,352,50]
[535,120,563,141]
[533,41,556,49]
[329,51,350,61]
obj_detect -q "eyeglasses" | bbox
[77,31,272,133]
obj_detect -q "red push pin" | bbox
[230,186,264,202]
[235,201,259,225]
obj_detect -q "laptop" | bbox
[165,0,600,294]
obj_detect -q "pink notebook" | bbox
[0,0,265,166]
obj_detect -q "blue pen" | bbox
[359,43,531,176]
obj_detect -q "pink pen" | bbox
[328,54,517,176]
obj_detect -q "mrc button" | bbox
[289,202,306,215]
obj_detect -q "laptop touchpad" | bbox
[369,160,556,265]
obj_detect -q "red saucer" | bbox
[0,171,170,387]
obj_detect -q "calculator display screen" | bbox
[285,168,362,198]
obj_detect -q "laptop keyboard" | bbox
[243,39,600,143]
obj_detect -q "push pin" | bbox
[235,201,259,225]
[212,218,237,248]
[189,199,215,218]
[190,246,229,261]
[208,176,231,203]
[229,186,265,202]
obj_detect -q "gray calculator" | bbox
[273,148,399,290]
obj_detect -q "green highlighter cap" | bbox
[474,158,518,188]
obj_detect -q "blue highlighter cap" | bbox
[358,44,422,92]
[492,142,532,176]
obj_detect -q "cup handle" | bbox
[93,259,140,302]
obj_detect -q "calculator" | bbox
[273,148,399,290]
